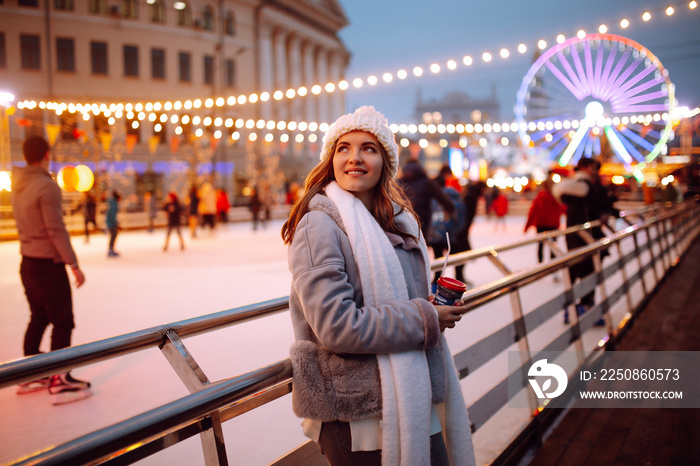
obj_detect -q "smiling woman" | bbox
[280,106,476,465]
[332,131,384,209]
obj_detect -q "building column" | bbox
[287,34,303,158]
[315,48,329,124]
[258,22,274,122]
[328,51,343,121]
[302,40,316,125]
[273,28,288,124]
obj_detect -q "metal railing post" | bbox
[486,250,539,412]
[161,331,229,466]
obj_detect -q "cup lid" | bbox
[437,276,467,292]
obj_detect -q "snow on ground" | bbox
[0,213,635,465]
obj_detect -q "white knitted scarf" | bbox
[324,182,475,466]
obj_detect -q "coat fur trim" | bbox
[290,340,382,421]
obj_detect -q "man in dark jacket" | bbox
[397,159,455,240]
[553,157,616,324]
[11,136,92,404]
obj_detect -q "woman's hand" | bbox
[429,296,467,332]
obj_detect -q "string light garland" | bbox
[12,1,698,123]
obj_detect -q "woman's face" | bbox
[332,130,384,208]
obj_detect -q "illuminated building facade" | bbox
[0,0,349,202]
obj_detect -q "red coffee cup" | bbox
[434,276,467,305]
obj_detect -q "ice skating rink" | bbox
[1,214,604,465]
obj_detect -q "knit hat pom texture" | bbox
[320,106,399,177]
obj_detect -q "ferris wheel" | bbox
[515,33,676,177]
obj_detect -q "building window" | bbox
[153,114,167,140]
[93,114,110,134]
[56,38,75,72]
[91,41,108,74]
[178,52,191,82]
[202,6,214,31]
[203,55,214,85]
[55,0,74,10]
[151,48,165,79]
[18,0,39,6]
[149,0,165,23]
[225,12,235,36]
[176,3,191,26]
[20,34,41,70]
[59,113,78,141]
[89,0,107,14]
[121,0,138,18]
[126,114,141,142]
[225,59,235,87]
[123,45,139,77]
[0,33,6,68]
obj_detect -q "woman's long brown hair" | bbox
[281,138,417,245]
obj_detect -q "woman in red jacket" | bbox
[525,178,566,263]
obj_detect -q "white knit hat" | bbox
[319,106,399,177]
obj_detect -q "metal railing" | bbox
[1,199,698,466]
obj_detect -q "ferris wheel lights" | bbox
[367,75,378,85]
[308,122,319,131]
[418,124,427,134]
[400,138,409,148]
[311,85,322,95]
[265,120,275,130]
[620,18,630,28]
[690,1,698,9]
[193,99,202,109]
[462,56,473,66]
[324,83,335,93]
[338,80,349,90]
[482,52,493,62]
[642,11,651,21]
[557,34,566,44]
[294,133,303,143]
[447,60,457,70]
[237,95,247,104]
[413,66,424,77]
[465,123,474,133]
[518,43,527,54]
[397,69,408,79]
[352,78,363,88]
[430,63,441,73]
[577,30,586,39]
[572,120,580,129]
[204,98,213,108]
[499,48,510,59]
[493,123,501,132]
[538,40,547,50]
[409,124,418,133]
[598,24,608,34]
[419,139,428,148]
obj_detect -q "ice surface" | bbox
[0,213,620,465]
